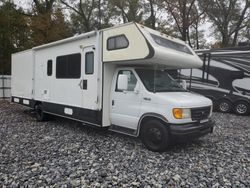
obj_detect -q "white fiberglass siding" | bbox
[103,23,150,62]
[11,50,34,99]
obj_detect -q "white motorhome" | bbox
[11,22,214,151]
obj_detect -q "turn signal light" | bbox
[173,108,191,119]
[173,108,183,119]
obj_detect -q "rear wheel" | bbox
[140,119,169,152]
[35,104,48,122]
[234,101,249,115]
[217,99,232,113]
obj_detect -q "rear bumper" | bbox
[169,119,214,141]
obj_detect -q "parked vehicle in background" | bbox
[173,47,250,116]
[11,22,214,152]
[0,75,11,99]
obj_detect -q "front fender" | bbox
[136,113,169,137]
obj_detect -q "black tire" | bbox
[35,104,48,122]
[140,119,169,152]
[234,101,249,115]
[217,99,232,113]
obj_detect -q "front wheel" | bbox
[140,119,169,152]
[234,101,249,115]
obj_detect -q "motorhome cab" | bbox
[11,22,214,151]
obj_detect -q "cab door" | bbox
[110,69,142,130]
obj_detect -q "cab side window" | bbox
[107,35,129,51]
[116,70,137,92]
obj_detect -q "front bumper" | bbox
[169,119,214,141]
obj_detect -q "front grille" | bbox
[191,106,211,121]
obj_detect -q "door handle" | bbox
[143,97,151,101]
[112,100,114,106]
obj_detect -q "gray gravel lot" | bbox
[0,100,249,187]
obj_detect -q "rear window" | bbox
[150,33,193,55]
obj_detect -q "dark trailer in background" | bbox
[173,47,250,115]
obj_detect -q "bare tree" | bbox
[109,0,143,23]
[201,0,250,47]
[33,0,55,15]
[161,0,207,46]
[60,0,97,32]
[143,0,157,29]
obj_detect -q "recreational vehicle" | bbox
[11,23,214,151]
[175,47,250,116]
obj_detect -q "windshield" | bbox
[135,69,185,92]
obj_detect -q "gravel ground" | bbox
[0,100,249,187]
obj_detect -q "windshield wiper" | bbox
[155,89,186,92]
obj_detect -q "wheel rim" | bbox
[236,104,247,114]
[219,102,230,112]
[147,127,162,144]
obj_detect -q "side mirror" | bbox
[117,74,128,91]
[181,80,187,90]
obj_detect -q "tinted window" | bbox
[150,33,193,55]
[85,52,94,74]
[107,35,129,50]
[47,60,52,76]
[116,70,137,92]
[56,53,81,78]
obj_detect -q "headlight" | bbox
[173,108,191,119]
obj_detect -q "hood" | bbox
[150,92,212,108]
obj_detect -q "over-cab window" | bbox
[56,53,81,79]
[85,52,94,74]
[47,60,52,76]
[107,35,129,51]
[150,33,193,55]
[116,70,137,92]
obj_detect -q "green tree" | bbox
[0,1,31,74]
[30,0,72,45]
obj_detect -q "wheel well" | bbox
[206,96,216,107]
[33,101,42,109]
[233,99,250,106]
[206,95,215,101]
[138,116,168,137]
[218,97,232,104]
